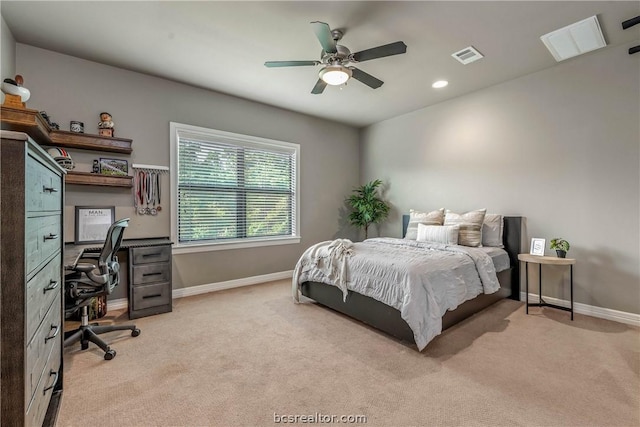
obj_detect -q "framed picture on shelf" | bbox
[530,238,546,256]
[99,158,128,176]
[75,206,115,244]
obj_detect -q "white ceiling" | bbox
[2,1,639,127]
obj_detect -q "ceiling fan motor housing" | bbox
[321,45,352,65]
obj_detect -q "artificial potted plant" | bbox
[550,238,570,258]
[346,179,390,240]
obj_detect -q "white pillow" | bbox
[482,214,504,248]
[417,224,460,245]
[444,209,486,247]
[404,208,445,240]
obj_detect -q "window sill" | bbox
[172,236,301,254]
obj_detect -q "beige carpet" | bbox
[58,279,639,427]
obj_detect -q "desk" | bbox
[65,237,173,319]
[518,254,575,320]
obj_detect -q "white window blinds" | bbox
[173,124,299,247]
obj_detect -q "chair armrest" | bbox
[70,262,97,273]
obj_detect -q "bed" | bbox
[293,215,522,350]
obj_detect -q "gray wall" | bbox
[16,44,360,290]
[361,43,639,315]
[1,14,16,103]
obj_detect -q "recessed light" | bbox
[432,80,448,89]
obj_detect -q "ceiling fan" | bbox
[264,21,407,94]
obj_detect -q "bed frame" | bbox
[300,216,522,345]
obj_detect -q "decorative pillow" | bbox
[444,209,487,247]
[417,224,460,245]
[482,214,504,248]
[404,208,445,240]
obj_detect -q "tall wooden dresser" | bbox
[1,131,65,426]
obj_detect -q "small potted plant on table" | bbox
[550,238,570,258]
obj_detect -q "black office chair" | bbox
[64,218,140,360]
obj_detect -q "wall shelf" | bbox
[65,171,133,187]
[50,130,132,154]
[0,106,133,153]
[0,106,52,144]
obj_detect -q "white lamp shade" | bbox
[319,65,352,86]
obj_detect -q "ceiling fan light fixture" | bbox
[319,65,352,86]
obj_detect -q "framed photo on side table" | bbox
[75,206,115,244]
[530,238,546,256]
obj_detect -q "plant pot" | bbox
[556,250,567,258]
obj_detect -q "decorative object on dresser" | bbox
[549,237,570,258]
[1,130,65,426]
[1,74,31,108]
[345,179,390,239]
[64,218,141,360]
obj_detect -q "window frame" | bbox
[170,122,300,254]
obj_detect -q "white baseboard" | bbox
[109,276,638,328]
[108,270,294,311]
[520,292,640,327]
[173,270,293,299]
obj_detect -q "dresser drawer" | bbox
[26,337,61,427]
[132,282,172,311]
[26,292,61,408]
[132,263,170,285]
[131,245,171,265]
[26,253,62,340]
[26,154,63,213]
[26,215,61,277]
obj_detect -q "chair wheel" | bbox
[104,350,116,360]
[131,328,141,337]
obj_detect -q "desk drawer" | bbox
[132,282,171,311]
[131,245,171,265]
[26,336,61,427]
[132,263,170,285]
[26,214,61,277]
[26,253,62,340]
[26,292,61,407]
[26,154,63,213]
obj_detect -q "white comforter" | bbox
[292,237,501,350]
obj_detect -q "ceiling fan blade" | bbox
[311,79,327,94]
[352,41,407,62]
[350,67,384,89]
[264,60,320,68]
[311,21,337,54]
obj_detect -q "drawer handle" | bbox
[43,186,59,193]
[44,280,59,293]
[142,272,163,277]
[44,233,59,240]
[142,293,162,299]
[45,324,60,342]
[43,369,59,395]
[142,253,162,257]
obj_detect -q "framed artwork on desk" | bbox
[75,206,115,244]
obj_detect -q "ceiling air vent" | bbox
[451,46,484,64]
[540,15,606,62]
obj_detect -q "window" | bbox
[170,123,300,252]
